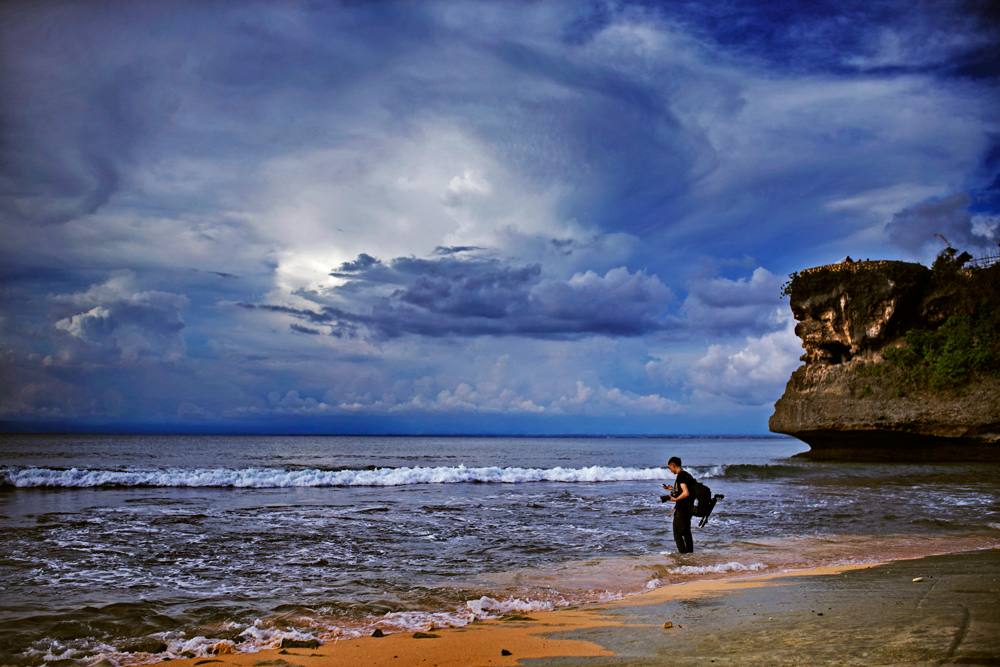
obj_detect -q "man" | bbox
[662,456,696,553]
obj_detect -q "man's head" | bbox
[667,456,682,474]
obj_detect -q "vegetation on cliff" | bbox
[881,248,1000,391]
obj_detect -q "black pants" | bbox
[673,502,694,553]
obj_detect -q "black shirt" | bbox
[674,470,697,508]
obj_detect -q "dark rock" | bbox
[279,638,320,649]
[501,614,534,622]
[501,649,512,656]
[121,637,169,654]
[412,632,439,639]
[371,629,384,637]
[771,259,1000,460]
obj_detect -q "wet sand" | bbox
[162,548,1000,667]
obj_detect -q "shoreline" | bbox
[156,547,1000,667]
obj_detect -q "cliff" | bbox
[769,251,1000,461]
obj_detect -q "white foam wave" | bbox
[666,561,767,575]
[366,596,561,635]
[0,464,673,488]
[239,623,319,648]
[465,596,557,617]
[694,465,727,479]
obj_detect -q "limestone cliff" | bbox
[769,253,1000,461]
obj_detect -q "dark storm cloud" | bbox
[333,254,383,274]
[433,246,484,255]
[255,253,672,338]
[0,5,188,227]
[0,1,430,233]
[886,193,996,253]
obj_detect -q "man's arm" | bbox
[662,482,689,502]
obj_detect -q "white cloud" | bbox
[971,215,999,240]
[55,306,113,340]
[687,314,801,406]
[52,271,189,363]
[678,268,786,336]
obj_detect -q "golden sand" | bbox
[159,562,878,667]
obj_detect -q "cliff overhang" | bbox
[769,253,1000,461]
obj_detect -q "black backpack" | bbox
[691,479,713,517]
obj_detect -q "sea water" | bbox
[1,434,998,666]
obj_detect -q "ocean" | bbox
[2,434,998,666]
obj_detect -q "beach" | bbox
[3,435,999,666]
[156,548,1000,667]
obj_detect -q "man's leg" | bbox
[673,504,694,553]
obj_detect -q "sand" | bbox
[160,548,1000,667]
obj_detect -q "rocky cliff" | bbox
[769,251,1000,461]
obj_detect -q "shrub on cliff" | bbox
[883,248,1000,391]
[884,310,1000,390]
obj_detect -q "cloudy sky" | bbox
[1,0,998,434]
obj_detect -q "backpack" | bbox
[691,479,713,517]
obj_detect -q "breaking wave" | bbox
[704,464,812,480]
[0,464,674,488]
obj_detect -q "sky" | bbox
[1,0,998,435]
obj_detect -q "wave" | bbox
[0,464,674,488]
[666,561,767,575]
[701,463,812,480]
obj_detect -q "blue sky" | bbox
[1,0,998,434]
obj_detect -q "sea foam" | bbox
[0,464,673,488]
[666,562,767,575]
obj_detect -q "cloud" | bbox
[678,268,786,336]
[52,271,188,363]
[254,376,678,417]
[0,4,191,227]
[886,192,998,255]
[248,253,673,339]
[1,0,997,431]
[686,315,802,406]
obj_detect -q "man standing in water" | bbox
[663,456,696,553]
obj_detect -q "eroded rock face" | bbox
[791,261,929,366]
[769,260,1000,461]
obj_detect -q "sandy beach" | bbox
[155,548,999,667]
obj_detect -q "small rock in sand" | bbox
[501,649,512,656]
[371,629,384,638]
[663,622,673,629]
[912,577,924,582]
